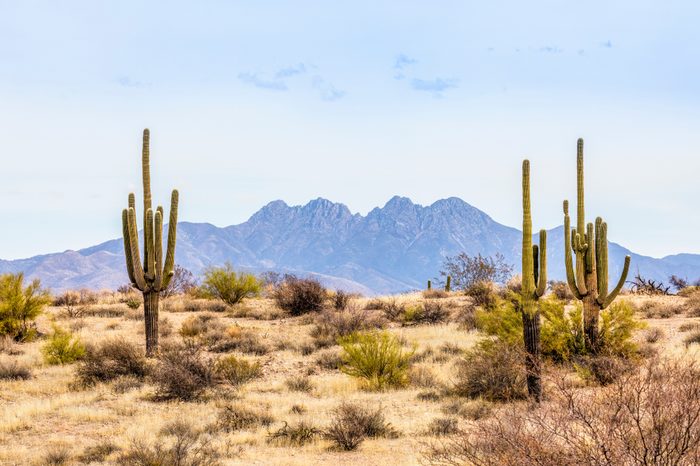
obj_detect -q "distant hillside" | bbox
[1,196,698,294]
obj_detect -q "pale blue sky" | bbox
[1,1,699,259]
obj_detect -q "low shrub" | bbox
[117,420,220,466]
[442,399,493,421]
[425,358,700,466]
[267,421,322,446]
[201,263,262,306]
[0,358,31,380]
[42,447,71,466]
[315,348,342,370]
[76,338,149,386]
[409,365,439,388]
[548,280,574,301]
[465,281,497,309]
[325,402,397,451]
[332,290,351,310]
[427,417,459,437]
[273,276,327,315]
[339,331,414,390]
[215,404,274,432]
[214,355,261,386]
[685,331,700,347]
[423,289,449,299]
[41,327,86,365]
[208,327,270,355]
[285,375,314,392]
[574,354,634,386]
[152,342,216,401]
[402,301,451,325]
[77,442,119,464]
[310,306,386,346]
[453,339,526,402]
[644,327,665,343]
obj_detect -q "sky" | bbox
[0,1,699,260]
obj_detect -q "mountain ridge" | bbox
[1,196,698,294]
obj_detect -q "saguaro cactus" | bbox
[122,129,179,356]
[445,275,451,292]
[521,160,547,402]
[427,280,432,290]
[563,139,630,352]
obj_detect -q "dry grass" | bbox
[0,293,698,465]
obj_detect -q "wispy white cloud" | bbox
[117,76,149,88]
[601,40,613,48]
[312,76,346,101]
[393,53,417,80]
[275,63,307,79]
[238,72,288,90]
[540,46,563,53]
[410,77,458,98]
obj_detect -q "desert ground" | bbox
[1,289,699,466]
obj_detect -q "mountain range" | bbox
[1,196,698,294]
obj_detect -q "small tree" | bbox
[202,263,261,306]
[0,273,52,341]
[161,265,197,298]
[439,253,512,291]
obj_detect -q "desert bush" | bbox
[402,301,451,325]
[214,404,274,432]
[42,447,71,465]
[310,306,386,346]
[214,355,261,386]
[285,375,314,392]
[685,331,700,347]
[465,281,497,309]
[332,290,350,310]
[644,326,665,343]
[179,314,224,340]
[201,263,261,306]
[41,327,86,365]
[0,358,31,380]
[0,273,51,341]
[456,304,478,331]
[152,342,216,401]
[638,298,684,318]
[54,290,84,318]
[315,348,342,370]
[686,291,700,317]
[117,420,220,466]
[427,417,459,437]
[439,252,512,291]
[267,421,321,446]
[77,442,119,464]
[679,322,700,333]
[548,280,574,301]
[325,402,397,451]
[76,338,149,386]
[125,297,141,310]
[273,275,326,315]
[574,354,634,386]
[453,339,526,402]
[409,365,439,388]
[339,331,414,390]
[425,358,700,466]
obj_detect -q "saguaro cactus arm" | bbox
[535,229,547,298]
[595,218,631,308]
[162,189,179,289]
[563,201,584,300]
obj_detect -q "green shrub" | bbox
[0,273,51,341]
[476,296,643,360]
[214,355,261,386]
[339,331,414,390]
[41,327,86,365]
[201,263,262,306]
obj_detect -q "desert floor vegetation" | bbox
[1,288,699,465]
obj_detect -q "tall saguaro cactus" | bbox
[521,160,547,402]
[122,129,179,356]
[563,139,630,352]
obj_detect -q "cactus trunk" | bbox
[121,129,179,357]
[521,160,546,402]
[445,275,451,292]
[143,291,159,356]
[563,139,630,353]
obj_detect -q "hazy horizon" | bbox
[2,1,699,259]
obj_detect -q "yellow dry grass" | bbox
[0,292,698,465]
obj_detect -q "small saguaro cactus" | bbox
[563,139,630,352]
[445,275,451,292]
[427,280,432,290]
[521,160,547,402]
[122,129,179,356]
